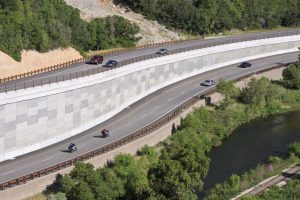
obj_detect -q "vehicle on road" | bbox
[104,60,118,67]
[89,55,103,64]
[201,79,215,86]
[68,143,77,152]
[156,48,168,55]
[101,129,110,138]
[240,61,252,68]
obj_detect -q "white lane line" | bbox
[155,106,160,110]
[0,170,14,176]
[42,156,54,162]
[23,163,34,168]
[181,91,186,94]
[142,114,147,118]
[168,97,173,102]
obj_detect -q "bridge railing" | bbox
[0,62,291,191]
[0,29,299,93]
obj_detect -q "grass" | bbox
[24,193,47,200]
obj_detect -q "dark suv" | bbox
[156,48,168,54]
[240,61,252,68]
[104,60,118,67]
[89,55,103,64]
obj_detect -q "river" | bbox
[202,110,300,195]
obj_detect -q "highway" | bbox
[0,29,299,92]
[0,51,298,185]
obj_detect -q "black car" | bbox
[89,55,103,64]
[156,48,168,54]
[104,60,118,67]
[240,61,252,68]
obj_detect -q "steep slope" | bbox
[64,0,185,45]
[0,48,82,78]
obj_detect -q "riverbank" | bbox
[205,141,300,200]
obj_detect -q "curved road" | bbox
[0,29,299,92]
[0,52,298,185]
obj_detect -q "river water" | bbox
[202,110,300,194]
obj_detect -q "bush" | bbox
[288,142,300,158]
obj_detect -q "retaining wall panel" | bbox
[0,36,299,161]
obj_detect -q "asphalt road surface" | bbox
[0,51,298,184]
[1,29,299,92]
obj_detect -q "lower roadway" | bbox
[0,52,299,185]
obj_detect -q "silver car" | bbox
[201,80,215,86]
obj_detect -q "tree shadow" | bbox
[43,174,63,195]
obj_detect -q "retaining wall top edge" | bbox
[0,35,299,105]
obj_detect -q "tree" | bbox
[217,79,240,101]
[66,181,95,200]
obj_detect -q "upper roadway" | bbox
[0,51,298,185]
[1,29,299,92]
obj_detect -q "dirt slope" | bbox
[0,48,82,79]
[64,0,185,45]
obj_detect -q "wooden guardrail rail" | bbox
[0,36,203,84]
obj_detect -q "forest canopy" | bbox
[123,0,300,34]
[0,0,140,60]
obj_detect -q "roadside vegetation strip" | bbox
[206,149,300,200]
[0,63,292,192]
[247,165,300,196]
[243,176,300,200]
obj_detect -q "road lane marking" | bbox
[155,106,160,110]
[42,157,54,162]
[0,170,14,176]
[23,163,34,168]
[181,91,186,94]
[168,98,173,102]
[142,114,147,118]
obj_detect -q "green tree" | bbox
[217,79,240,102]
[66,181,95,200]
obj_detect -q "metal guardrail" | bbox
[0,63,289,191]
[0,29,299,93]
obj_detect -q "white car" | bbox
[201,79,215,86]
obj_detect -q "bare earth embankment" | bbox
[0,48,82,79]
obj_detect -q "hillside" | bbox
[63,0,184,45]
[0,0,141,77]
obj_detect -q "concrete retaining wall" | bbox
[0,35,299,162]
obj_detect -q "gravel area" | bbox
[64,0,185,45]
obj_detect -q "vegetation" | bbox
[277,63,300,89]
[241,179,300,200]
[122,0,299,35]
[46,61,300,200]
[205,143,300,200]
[0,0,140,60]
